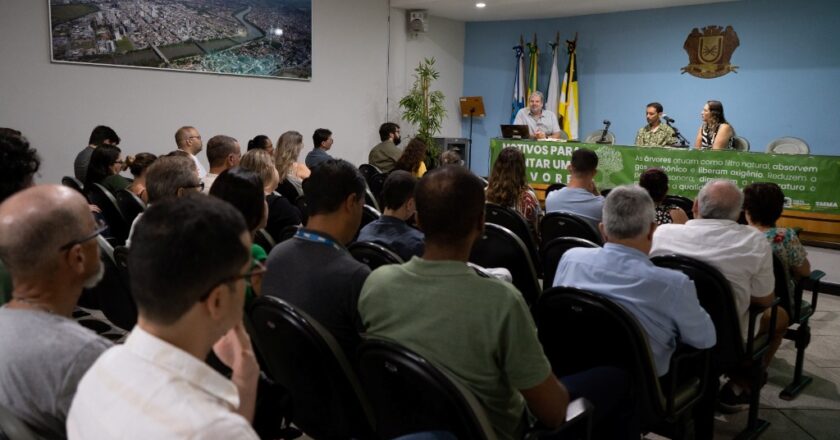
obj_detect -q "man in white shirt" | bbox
[650,179,786,412]
[203,135,242,193]
[175,125,208,178]
[68,194,261,439]
[513,91,562,139]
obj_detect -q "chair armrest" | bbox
[801,270,826,314]
[665,345,710,416]
[747,296,780,358]
[525,397,594,439]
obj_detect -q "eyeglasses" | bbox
[189,135,202,140]
[183,181,205,192]
[198,260,266,301]
[58,219,108,251]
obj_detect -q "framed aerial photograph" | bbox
[49,0,312,80]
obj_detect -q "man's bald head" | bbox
[0,185,92,277]
[696,179,743,221]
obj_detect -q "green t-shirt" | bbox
[245,243,267,307]
[358,257,551,440]
[101,174,132,194]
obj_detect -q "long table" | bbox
[489,138,840,243]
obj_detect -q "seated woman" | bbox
[485,146,542,234]
[247,134,274,156]
[743,182,812,302]
[208,167,268,304]
[638,168,688,225]
[125,152,157,202]
[85,144,131,193]
[275,131,310,197]
[394,138,428,178]
[440,149,464,166]
[694,100,734,150]
[240,149,302,243]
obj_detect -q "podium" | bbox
[459,96,485,170]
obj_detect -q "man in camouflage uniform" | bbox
[635,102,676,147]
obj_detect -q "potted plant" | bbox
[399,57,447,168]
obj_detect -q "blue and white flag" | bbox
[511,44,526,123]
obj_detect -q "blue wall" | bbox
[462,0,840,175]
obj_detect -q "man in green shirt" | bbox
[635,102,676,147]
[368,122,402,172]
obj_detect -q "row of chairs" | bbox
[62,176,145,247]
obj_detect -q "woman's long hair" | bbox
[86,144,121,187]
[274,131,304,178]
[703,100,728,136]
[395,138,427,174]
[486,147,527,207]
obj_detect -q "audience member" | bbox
[369,122,402,172]
[261,159,368,359]
[359,165,637,440]
[0,185,111,439]
[486,147,542,234]
[67,194,260,439]
[275,130,310,196]
[357,171,424,260]
[440,149,463,166]
[651,179,785,412]
[203,135,242,193]
[210,168,269,304]
[394,137,428,177]
[0,131,40,203]
[545,148,604,230]
[743,182,812,306]
[85,144,130,194]
[125,152,157,202]
[240,149,302,243]
[305,128,334,169]
[175,126,207,178]
[73,125,120,182]
[639,168,688,225]
[247,135,274,155]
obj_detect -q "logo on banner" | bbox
[681,25,739,79]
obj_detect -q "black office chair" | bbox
[359,164,382,186]
[533,287,709,439]
[484,203,541,276]
[663,195,694,220]
[295,195,309,226]
[652,255,778,438]
[115,189,145,227]
[276,179,301,202]
[349,241,404,270]
[368,172,388,208]
[0,403,38,440]
[254,228,277,253]
[364,187,381,212]
[540,237,600,287]
[247,296,376,439]
[469,223,541,305]
[61,176,85,194]
[771,254,825,400]
[599,188,612,198]
[540,212,603,249]
[86,183,130,246]
[97,243,138,331]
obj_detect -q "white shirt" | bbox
[650,219,775,342]
[190,153,208,179]
[202,173,218,194]
[67,326,258,440]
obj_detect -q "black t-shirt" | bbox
[264,193,302,243]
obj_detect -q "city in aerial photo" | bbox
[49,0,312,79]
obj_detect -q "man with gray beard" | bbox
[0,185,111,439]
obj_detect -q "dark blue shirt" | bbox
[304,148,333,169]
[357,216,424,261]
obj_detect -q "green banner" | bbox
[489,138,840,214]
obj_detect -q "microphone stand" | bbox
[665,120,690,148]
[597,122,611,144]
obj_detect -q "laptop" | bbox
[500,124,530,139]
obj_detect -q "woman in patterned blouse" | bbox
[638,168,688,225]
[694,100,734,150]
[486,147,542,236]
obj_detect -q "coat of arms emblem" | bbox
[681,25,739,79]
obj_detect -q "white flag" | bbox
[546,44,561,121]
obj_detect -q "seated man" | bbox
[261,159,369,358]
[369,122,402,172]
[73,125,120,182]
[67,194,260,439]
[513,91,562,139]
[651,179,785,412]
[634,102,676,147]
[555,185,715,377]
[545,148,604,230]
[304,128,334,169]
[203,135,242,193]
[0,185,111,439]
[357,170,424,260]
[359,166,637,440]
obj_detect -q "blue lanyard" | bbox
[294,229,344,252]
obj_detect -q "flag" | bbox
[511,43,526,123]
[546,40,561,125]
[526,36,539,100]
[559,37,579,140]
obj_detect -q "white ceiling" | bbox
[390,0,737,22]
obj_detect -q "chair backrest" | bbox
[359,164,382,186]
[583,131,615,145]
[365,186,381,212]
[115,189,145,227]
[545,183,566,197]
[0,403,38,440]
[541,237,601,287]
[61,176,84,194]
[95,243,137,331]
[484,203,540,272]
[732,136,750,151]
[358,205,382,237]
[247,296,376,439]
[86,183,130,245]
[766,137,810,155]
[651,255,743,370]
[540,211,603,247]
[532,287,664,426]
[358,338,497,440]
[295,195,309,225]
[662,195,694,220]
[771,253,794,317]
[369,172,388,208]
[276,178,301,201]
[469,223,541,305]
[254,228,277,253]
[349,241,405,270]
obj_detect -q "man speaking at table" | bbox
[635,102,676,147]
[514,91,562,140]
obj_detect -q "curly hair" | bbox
[394,138,427,175]
[274,131,304,178]
[638,168,669,204]
[743,182,785,227]
[486,147,527,207]
[0,132,40,203]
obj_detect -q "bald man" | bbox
[0,185,111,439]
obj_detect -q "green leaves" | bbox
[399,58,447,165]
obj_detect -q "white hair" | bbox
[602,185,655,239]
[696,179,743,221]
[529,91,545,102]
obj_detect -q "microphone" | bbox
[662,114,675,124]
[597,120,611,144]
[602,119,611,127]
